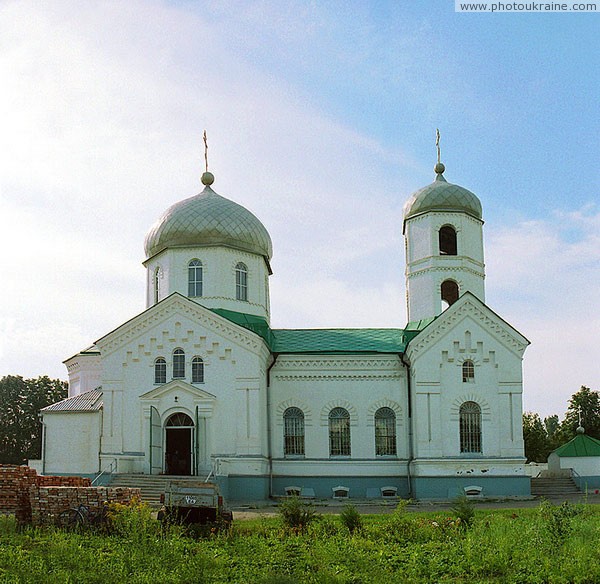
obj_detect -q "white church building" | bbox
[36,157,531,500]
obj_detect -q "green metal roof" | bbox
[553,433,600,457]
[210,308,433,354]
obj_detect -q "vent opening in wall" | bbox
[464,485,483,498]
[284,486,302,497]
[332,486,349,499]
[380,486,398,498]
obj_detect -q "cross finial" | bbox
[200,130,215,186]
[203,130,209,173]
[436,128,441,165]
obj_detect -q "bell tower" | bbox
[403,148,485,322]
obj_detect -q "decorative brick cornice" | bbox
[406,296,528,360]
[273,373,403,382]
[96,294,265,357]
[274,357,402,371]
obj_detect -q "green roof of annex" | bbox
[211,308,434,354]
[552,432,600,458]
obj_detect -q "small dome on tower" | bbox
[144,184,273,261]
[403,166,482,224]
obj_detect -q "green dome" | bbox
[403,170,482,223]
[144,186,273,260]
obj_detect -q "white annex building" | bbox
[36,157,531,500]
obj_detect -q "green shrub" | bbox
[538,500,582,544]
[339,504,362,534]
[278,495,316,532]
[451,494,475,528]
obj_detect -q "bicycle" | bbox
[57,502,109,531]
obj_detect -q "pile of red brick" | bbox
[0,465,38,522]
[31,486,141,526]
[0,465,140,525]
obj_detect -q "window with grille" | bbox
[329,407,350,456]
[375,407,397,456]
[188,260,203,297]
[172,348,185,379]
[154,358,166,384]
[283,407,305,456]
[462,360,475,382]
[459,401,482,453]
[235,263,248,301]
[191,357,204,383]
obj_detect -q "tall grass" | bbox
[2,502,600,582]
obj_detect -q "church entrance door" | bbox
[164,412,194,476]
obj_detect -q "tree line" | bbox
[0,375,67,464]
[523,385,600,463]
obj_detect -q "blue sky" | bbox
[1,0,598,418]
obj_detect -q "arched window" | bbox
[172,348,185,379]
[459,401,482,453]
[154,267,162,304]
[283,407,305,456]
[439,225,457,255]
[154,358,166,384]
[235,262,248,301]
[191,357,204,383]
[188,260,203,297]
[441,279,459,309]
[462,360,475,383]
[329,407,350,456]
[375,407,397,456]
[165,412,194,427]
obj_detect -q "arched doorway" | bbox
[164,412,194,475]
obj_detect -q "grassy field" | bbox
[1,499,600,583]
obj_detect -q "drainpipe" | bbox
[400,353,413,497]
[266,353,279,499]
[40,414,46,475]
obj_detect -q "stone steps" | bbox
[108,474,212,507]
[531,477,580,496]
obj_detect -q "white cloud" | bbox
[486,208,600,417]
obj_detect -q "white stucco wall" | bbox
[64,352,102,397]
[94,294,270,475]
[42,412,102,475]
[405,212,485,322]
[144,246,270,320]
[270,355,408,477]
[406,295,527,465]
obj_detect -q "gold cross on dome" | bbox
[436,128,441,164]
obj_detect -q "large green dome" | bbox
[144,185,273,261]
[403,167,482,224]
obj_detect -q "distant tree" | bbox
[559,386,600,441]
[544,414,560,439]
[0,376,67,464]
[523,412,554,462]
